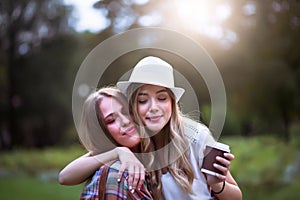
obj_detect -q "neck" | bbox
[130,145,139,153]
[152,130,169,174]
[152,131,165,150]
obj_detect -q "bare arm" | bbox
[207,153,242,200]
[211,171,242,200]
[58,147,145,188]
[58,148,119,185]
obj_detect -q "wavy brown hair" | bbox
[79,87,133,154]
[78,86,154,173]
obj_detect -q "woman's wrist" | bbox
[116,147,131,159]
[115,147,123,159]
[211,181,225,194]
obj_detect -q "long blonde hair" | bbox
[129,86,194,199]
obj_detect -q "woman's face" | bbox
[136,84,172,133]
[98,96,140,148]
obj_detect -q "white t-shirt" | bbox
[161,118,215,200]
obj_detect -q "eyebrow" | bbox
[138,92,148,96]
[138,89,168,96]
[156,89,168,94]
[103,113,113,120]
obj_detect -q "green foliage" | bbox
[0,145,86,174]
[224,136,296,185]
[271,180,300,200]
[290,123,300,148]
[222,136,299,199]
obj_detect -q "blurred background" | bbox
[0,0,299,199]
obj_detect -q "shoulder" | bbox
[105,161,128,199]
[81,161,128,199]
[183,117,210,141]
[106,161,126,179]
[109,160,122,171]
[80,168,102,199]
[84,162,119,185]
[105,161,129,185]
[182,117,215,147]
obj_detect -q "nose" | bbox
[119,113,131,127]
[149,99,159,113]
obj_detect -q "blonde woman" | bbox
[116,56,242,200]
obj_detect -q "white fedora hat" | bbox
[117,56,185,102]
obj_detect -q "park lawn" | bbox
[0,176,84,200]
[0,135,299,199]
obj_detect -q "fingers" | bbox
[215,173,227,181]
[136,168,145,190]
[116,147,146,191]
[118,162,145,191]
[117,162,127,182]
[206,173,224,186]
[216,156,230,167]
[131,166,141,190]
[128,164,145,190]
[213,163,228,180]
[127,163,135,187]
[206,152,236,186]
[212,153,234,179]
[224,152,235,161]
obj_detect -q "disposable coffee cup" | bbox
[201,142,230,176]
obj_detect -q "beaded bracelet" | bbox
[212,181,225,195]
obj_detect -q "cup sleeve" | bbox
[196,125,216,168]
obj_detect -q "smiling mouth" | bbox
[146,115,162,122]
[122,126,136,136]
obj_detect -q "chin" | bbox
[128,140,140,147]
[147,126,163,133]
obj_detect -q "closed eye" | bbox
[137,96,148,104]
[105,115,115,125]
[138,99,147,104]
[157,93,169,101]
[107,120,115,124]
[158,97,167,101]
[138,93,148,104]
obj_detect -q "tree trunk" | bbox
[6,0,17,148]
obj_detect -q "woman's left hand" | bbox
[116,147,145,191]
[206,153,235,186]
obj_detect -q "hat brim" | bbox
[117,81,185,102]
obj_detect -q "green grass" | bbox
[0,176,83,200]
[0,145,86,200]
[0,136,299,200]
[0,145,86,174]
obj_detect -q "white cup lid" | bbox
[208,142,230,152]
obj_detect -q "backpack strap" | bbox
[98,161,115,200]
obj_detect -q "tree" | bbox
[0,0,75,148]
[223,0,300,141]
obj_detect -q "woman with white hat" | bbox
[116,56,242,200]
[59,56,242,199]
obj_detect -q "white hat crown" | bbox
[117,56,185,102]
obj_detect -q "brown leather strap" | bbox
[98,163,111,200]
